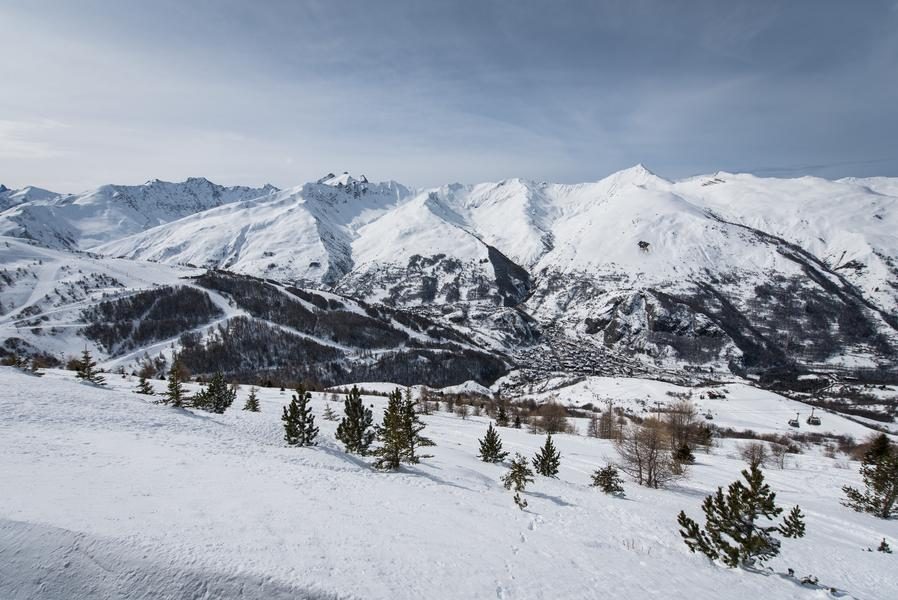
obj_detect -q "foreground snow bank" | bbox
[1,367,895,599]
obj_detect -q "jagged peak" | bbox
[0,184,8,193]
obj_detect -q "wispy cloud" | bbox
[0,119,69,160]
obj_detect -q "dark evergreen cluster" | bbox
[195,271,408,349]
[678,464,806,567]
[82,286,222,354]
[192,372,236,413]
[371,388,434,470]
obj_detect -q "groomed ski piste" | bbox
[1,367,896,599]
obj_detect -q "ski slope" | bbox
[1,367,895,600]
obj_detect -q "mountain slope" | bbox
[0,178,278,249]
[4,166,898,386]
[0,184,59,211]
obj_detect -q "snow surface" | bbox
[2,366,896,600]
[60,167,898,341]
[0,178,277,250]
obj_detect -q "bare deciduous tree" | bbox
[529,399,572,434]
[739,442,769,469]
[616,418,686,488]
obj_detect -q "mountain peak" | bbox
[317,171,359,187]
[599,163,668,188]
[0,184,8,193]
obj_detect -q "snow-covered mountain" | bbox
[0,184,59,211]
[0,177,278,249]
[3,166,898,388]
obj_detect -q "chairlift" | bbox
[788,412,800,428]
[806,408,821,426]
[704,412,714,420]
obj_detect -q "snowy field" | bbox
[1,367,896,599]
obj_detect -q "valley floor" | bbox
[1,367,895,599]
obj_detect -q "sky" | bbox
[1,0,897,193]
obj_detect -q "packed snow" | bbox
[1,367,896,599]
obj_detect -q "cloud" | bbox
[0,0,896,190]
[0,119,69,160]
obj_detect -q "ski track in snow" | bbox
[2,367,896,599]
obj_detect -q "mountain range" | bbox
[2,166,897,393]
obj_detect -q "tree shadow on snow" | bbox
[741,566,850,597]
[526,491,576,507]
[402,467,479,493]
[315,444,373,470]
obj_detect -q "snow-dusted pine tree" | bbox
[677,463,806,567]
[193,371,235,413]
[478,422,509,463]
[401,388,434,464]
[243,386,260,412]
[163,361,186,407]
[135,374,155,395]
[282,386,318,447]
[336,385,374,455]
[373,389,405,470]
[75,348,105,385]
[532,434,561,477]
[842,435,898,519]
[501,453,534,510]
[591,464,625,495]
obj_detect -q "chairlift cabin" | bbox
[806,408,821,426]
[704,412,714,420]
[788,413,800,428]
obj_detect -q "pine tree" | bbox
[135,374,155,395]
[243,386,260,412]
[193,371,235,413]
[677,463,806,567]
[591,464,625,495]
[496,403,510,427]
[282,386,318,447]
[322,404,339,421]
[674,442,696,465]
[336,385,374,455]
[501,453,534,510]
[532,433,561,477]
[842,438,898,519]
[163,361,186,407]
[513,414,522,429]
[866,434,891,462]
[373,389,405,470]
[75,348,105,385]
[401,388,434,464]
[478,422,509,463]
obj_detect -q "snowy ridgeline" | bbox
[3,165,898,385]
[1,367,896,600]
